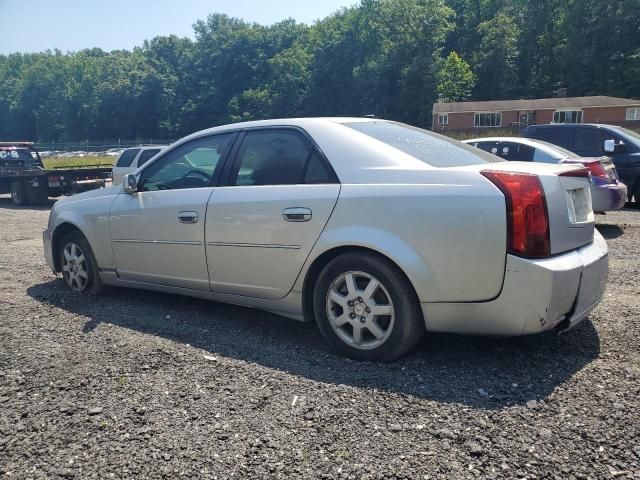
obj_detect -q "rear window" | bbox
[116,148,140,167]
[0,148,35,162]
[527,127,571,149]
[137,149,161,166]
[344,121,501,167]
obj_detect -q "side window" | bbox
[137,149,161,167]
[504,143,534,162]
[116,149,140,167]
[532,149,558,163]
[303,149,337,184]
[231,130,311,186]
[531,128,571,149]
[139,134,234,191]
[573,128,617,154]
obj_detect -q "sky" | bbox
[0,0,357,54]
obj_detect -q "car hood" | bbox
[53,185,122,209]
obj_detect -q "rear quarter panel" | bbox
[294,173,507,303]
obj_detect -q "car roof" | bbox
[527,123,619,129]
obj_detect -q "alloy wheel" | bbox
[326,271,395,350]
[61,242,89,292]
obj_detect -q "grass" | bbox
[42,155,115,170]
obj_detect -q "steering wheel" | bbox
[184,170,210,181]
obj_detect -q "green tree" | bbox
[437,51,476,102]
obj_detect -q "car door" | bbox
[109,132,237,290]
[205,128,340,299]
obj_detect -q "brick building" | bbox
[432,96,640,133]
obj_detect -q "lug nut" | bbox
[360,317,366,322]
[349,313,356,319]
[366,307,371,313]
[347,300,354,307]
[357,297,363,303]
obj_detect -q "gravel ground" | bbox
[0,196,639,479]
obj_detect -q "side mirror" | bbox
[604,139,616,153]
[122,173,138,194]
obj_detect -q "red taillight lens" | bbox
[584,162,608,180]
[481,171,551,258]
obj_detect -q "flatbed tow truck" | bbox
[0,142,112,206]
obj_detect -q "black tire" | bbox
[313,252,424,362]
[634,181,640,209]
[10,181,29,206]
[25,180,49,206]
[58,231,105,295]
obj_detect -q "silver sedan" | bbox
[43,118,609,361]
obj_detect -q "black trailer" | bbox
[0,142,112,206]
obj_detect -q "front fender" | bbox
[50,193,118,270]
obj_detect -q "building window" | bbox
[626,108,640,121]
[553,110,583,124]
[474,112,502,128]
[438,114,448,125]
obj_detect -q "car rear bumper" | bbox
[43,228,55,272]
[591,181,627,212]
[422,230,609,336]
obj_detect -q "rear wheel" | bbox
[313,252,424,362]
[59,231,105,295]
[26,180,49,206]
[10,181,28,206]
[634,181,640,209]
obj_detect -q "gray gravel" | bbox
[1,197,639,479]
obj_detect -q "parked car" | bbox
[0,142,112,206]
[42,118,608,361]
[463,137,627,212]
[524,123,640,206]
[112,146,166,185]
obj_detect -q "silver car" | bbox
[43,118,609,361]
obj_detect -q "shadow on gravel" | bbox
[596,224,624,240]
[0,197,56,210]
[27,279,600,410]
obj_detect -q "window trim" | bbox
[220,126,339,187]
[626,107,640,121]
[438,114,448,125]
[137,131,240,191]
[474,111,502,128]
[553,109,583,124]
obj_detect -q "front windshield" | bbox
[344,121,503,167]
[611,125,640,143]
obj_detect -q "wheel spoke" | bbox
[76,254,85,265]
[330,313,350,328]
[64,249,72,262]
[329,290,348,308]
[344,273,358,297]
[362,278,379,302]
[366,320,385,340]
[77,269,88,279]
[62,263,71,272]
[372,305,393,316]
[352,324,363,345]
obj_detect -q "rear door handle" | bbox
[283,207,312,222]
[177,211,198,224]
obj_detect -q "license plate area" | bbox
[566,188,593,224]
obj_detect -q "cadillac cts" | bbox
[42,118,609,361]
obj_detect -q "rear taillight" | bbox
[583,162,608,180]
[481,171,550,258]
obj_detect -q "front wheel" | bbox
[10,181,28,206]
[59,231,105,295]
[313,252,424,362]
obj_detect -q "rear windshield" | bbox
[137,149,161,166]
[116,148,140,167]
[0,148,35,162]
[344,121,502,167]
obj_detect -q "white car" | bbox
[43,118,608,361]
[112,146,166,185]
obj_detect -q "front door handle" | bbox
[283,207,312,222]
[177,211,198,224]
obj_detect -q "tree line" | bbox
[1,0,638,142]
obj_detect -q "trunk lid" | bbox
[454,161,594,256]
[562,156,619,184]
